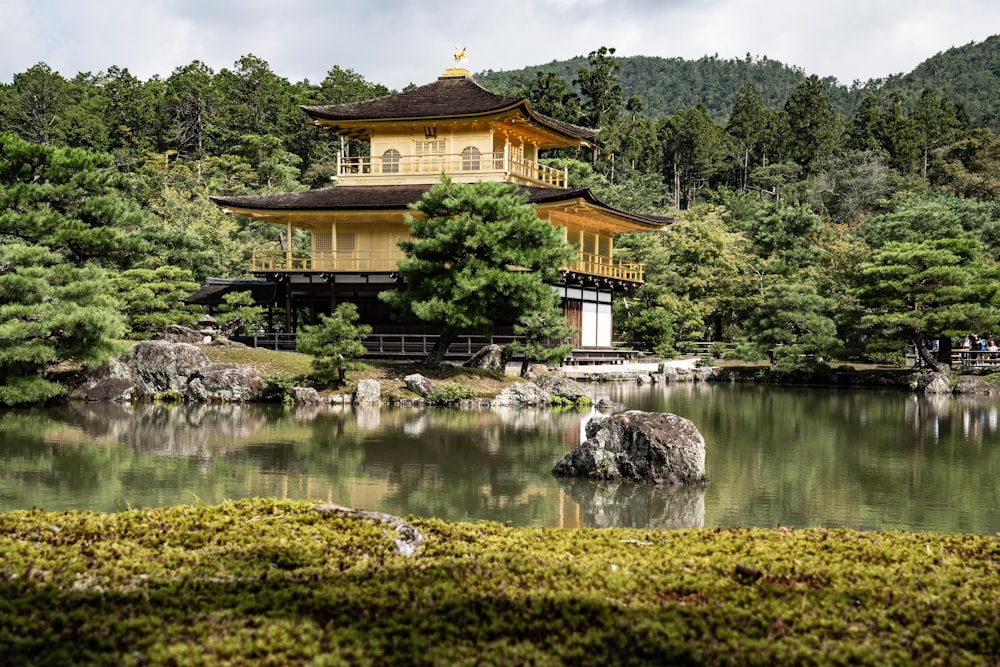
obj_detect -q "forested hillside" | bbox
[480,53,835,122]
[479,36,1000,128]
[877,34,1000,131]
[4,39,1000,405]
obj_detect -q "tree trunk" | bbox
[421,330,458,368]
[936,336,952,368]
[915,335,950,374]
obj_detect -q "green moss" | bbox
[2,500,998,665]
[153,389,184,402]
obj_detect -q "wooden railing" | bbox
[952,349,1000,367]
[252,250,404,273]
[233,332,526,358]
[337,151,568,188]
[232,332,637,365]
[567,252,644,283]
[252,249,642,282]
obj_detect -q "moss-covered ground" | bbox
[2,499,998,665]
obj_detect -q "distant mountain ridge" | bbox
[477,35,1000,130]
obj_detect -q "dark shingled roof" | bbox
[301,75,599,142]
[182,278,277,306]
[211,185,666,228]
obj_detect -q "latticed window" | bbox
[382,149,400,173]
[314,231,333,254]
[336,233,356,253]
[461,146,481,171]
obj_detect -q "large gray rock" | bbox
[71,340,263,404]
[404,373,435,398]
[953,377,996,395]
[125,340,210,397]
[354,379,381,406]
[913,371,953,395]
[155,325,203,344]
[491,382,551,407]
[552,410,707,485]
[293,387,324,404]
[68,359,134,402]
[536,375,590,403]
[185,364,263,402]
[463,344,509,373]
[82,378,136,403]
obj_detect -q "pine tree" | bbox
[380,178,575,368]
[727,83,768,190]
[854,237,1000,371]
[745,280,841,372]
[296,302,372,386]
[0,132,151,269]
[0,244,126,406]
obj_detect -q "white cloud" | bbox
[0,0,997,88]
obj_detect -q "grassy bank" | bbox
[2,499,998,665]
[200,346,518,400]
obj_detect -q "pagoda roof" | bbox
[181,278,276,306]
[301,74,599,144]
[211,185,668,230]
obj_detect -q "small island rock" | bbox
[552,410,707,485]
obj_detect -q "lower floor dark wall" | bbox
[197,272,634,348]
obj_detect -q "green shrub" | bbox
[259,374,301,404]
[153,389,184,402]
[708,341,729,358]
[426,382,478,404]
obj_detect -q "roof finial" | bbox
[442,46,471,79]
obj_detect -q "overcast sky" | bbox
[2,0,998,89]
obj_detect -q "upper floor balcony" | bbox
[335,149,568,188]
[251,249,644,283]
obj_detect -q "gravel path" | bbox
[557,357,699,379]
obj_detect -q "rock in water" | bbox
[185,364,263,402]
[552,410,707,485]
[491,383,551,407]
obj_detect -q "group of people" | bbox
[962,334,1000,359]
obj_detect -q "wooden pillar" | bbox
[284,280,293,333]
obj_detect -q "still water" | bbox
[2,383,999,534]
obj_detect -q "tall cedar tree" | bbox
[381,178,576,368]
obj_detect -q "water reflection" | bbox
[556,478,705,529]
[2,384,1000,534]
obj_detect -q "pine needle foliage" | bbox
[380,177,576,367]
[296,302,372,386]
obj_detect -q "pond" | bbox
[2,382,999,534]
